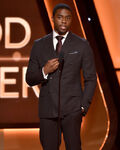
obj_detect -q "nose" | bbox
[62,17,67,24]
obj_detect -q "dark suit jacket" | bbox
[26,32,97,118]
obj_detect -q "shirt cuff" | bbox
[42,67,48,79]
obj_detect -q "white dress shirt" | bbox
[42,30,69,79]
[53,30,69,50]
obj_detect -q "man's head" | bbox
[52,3,72,35]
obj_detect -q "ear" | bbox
[51,16,54,23]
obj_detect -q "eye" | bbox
[57,16,62,19]
[66,16,71,20]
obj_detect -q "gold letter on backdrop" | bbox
[5,17,31,49]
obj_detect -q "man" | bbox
[26,3,97,150]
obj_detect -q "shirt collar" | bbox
[53,30,69,39]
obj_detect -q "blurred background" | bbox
[0,0,120,150]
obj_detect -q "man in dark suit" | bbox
[26,3,97,150]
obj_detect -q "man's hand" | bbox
[43,58,59,75]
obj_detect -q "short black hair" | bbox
[53,3,72,16]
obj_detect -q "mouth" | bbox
[60,25,67,30]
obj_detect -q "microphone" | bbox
[58,51,64,72]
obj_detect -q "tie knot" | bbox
[56,36,63,41]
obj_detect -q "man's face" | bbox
[52,8,72,35]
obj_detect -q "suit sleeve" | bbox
[81,41,97,115]
[26,41,47,86]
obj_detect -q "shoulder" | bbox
[70,32,89,47]
[70,32,86,41]
[34,32,52,45]
[30,32,52,54]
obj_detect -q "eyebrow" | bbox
[57,14,72,17]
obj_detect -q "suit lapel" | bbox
[45,32,58,59]
[61,32,73,54]
[44,32,73,58]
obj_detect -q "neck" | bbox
[54,30,68,35]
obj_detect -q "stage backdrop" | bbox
[0,0,111,150]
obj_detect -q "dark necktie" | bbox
[56,36,63,53]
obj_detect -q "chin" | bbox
[58,30,67,35]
